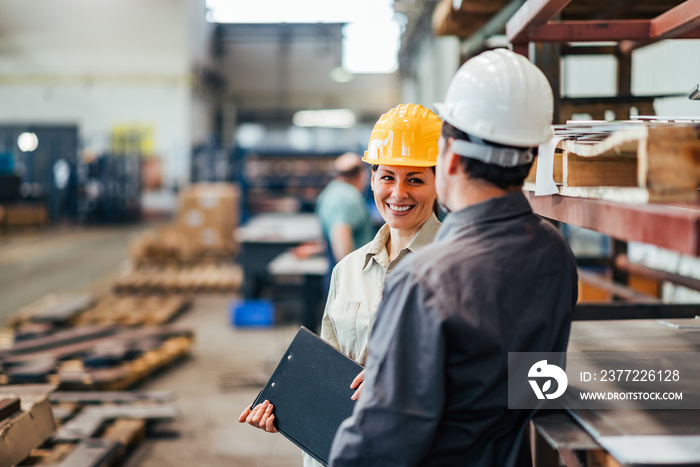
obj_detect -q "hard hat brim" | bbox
[362,154,436,168]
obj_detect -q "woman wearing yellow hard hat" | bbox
[239,103,442,466]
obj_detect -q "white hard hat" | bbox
[435,48,554,149]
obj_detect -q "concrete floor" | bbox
[126,295,302,467]
[0,223,304,466]
[0,223,150,322]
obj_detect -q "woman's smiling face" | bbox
[371,165,437,232]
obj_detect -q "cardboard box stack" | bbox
[128,183,240,266]
[175,183,240,255]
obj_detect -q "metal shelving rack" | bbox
[502,2,700,465]
[435,2,700,465]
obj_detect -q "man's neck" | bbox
[447,178,520,212]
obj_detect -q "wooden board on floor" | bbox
[0,385,57,467]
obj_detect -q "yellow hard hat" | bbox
[363,103,442,168]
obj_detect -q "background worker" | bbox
[239,104,443,467]
[315,152,375,269]
[329,49,579,467]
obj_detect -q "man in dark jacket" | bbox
[329,49,578,467]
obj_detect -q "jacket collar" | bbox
[435,191,532,242]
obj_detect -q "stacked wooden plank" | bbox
[18,390,178,466]
[0,326,194,390]
[525,120,700,203]
[113,263,243,293]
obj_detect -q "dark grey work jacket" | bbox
[329,191,578,467]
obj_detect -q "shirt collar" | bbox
[362,213,441,271]
[435,191,532,242]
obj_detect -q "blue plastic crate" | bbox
[231,299,275,327]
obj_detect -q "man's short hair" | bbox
[337,164,362,180]
[441,122,534,190]
[335,152,364,180]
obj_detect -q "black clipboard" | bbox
[251,326,363,466]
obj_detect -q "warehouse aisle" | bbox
[0,223,157,323]
[126,295,303,467]
[0,224,309,466]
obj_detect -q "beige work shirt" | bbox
[320,212,441,365]
[302,213,440,467]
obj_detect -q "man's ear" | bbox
[445,138,462,175]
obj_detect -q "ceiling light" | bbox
[205,0,392,24]
[205,0,401,76]
[293,109,356,128]
[236,123,266,148]
[17,132,39,152]
[342,21,400,74]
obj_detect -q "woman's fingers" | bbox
[249,401,268,426]
[263,409,278,433]
[237,404,253,423]
[350,370,365,389]
[351,382,364,401]
[244,400,277,432]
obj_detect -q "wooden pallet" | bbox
[525,122,700,203]
[48,335,194,391]
[0,327,194,390]
[9,293,191,334]
[72,294,192,327]
[19,391,178,466]
[113,264,243,293]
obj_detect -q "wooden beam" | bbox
[563,153,637,188]
[652,0,700,39]
[530,20,651,42]
[615,254,700,292]
[506,0,572,43]
[578,270,660,303]
[510,41,530,58]
[522,191,700,256]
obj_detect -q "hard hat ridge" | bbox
[434,48,554,152]
[363,103,442,168]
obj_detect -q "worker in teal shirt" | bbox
[316,152,375,269]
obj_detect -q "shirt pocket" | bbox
[328,300,361,359]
